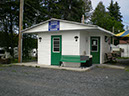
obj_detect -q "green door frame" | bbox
[51,35,62,66]
[90,37,100,64]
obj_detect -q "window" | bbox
[53,37,60,52]
[91,38,98,52]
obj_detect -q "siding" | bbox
[80,31,111,64]
[118,44,129,57]
[38,31,80,65]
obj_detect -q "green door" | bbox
[51,35,62,65]
[90,37,100,64]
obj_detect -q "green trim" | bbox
[90,37,100,64]
[60,55,86,63]
[51,35,62,65]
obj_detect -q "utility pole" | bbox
[112,26,114,45]
[18,0,24,63]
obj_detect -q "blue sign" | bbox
[49,20,60,31]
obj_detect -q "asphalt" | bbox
[0,65,129,96]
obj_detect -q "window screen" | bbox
[53,38,60,52]
[91,39,98,52]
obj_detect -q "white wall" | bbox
[80,31,111,64]
[119,44,129,57]
[38,33,51,65]
[60,22,93,31]
[38,31,80,65]
[101,34,111,63]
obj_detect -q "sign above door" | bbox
[49,20,60,31]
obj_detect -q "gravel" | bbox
[0,65,129,96]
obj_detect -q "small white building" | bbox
[22,18,114,66]
[118,40,129,57]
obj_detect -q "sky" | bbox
[91,0,129,29]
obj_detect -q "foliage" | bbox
[0,0,19,56]
[107,0,122,22]
[125,68,129,72]
[91,1,124,34]
[91,2,106,27]
[117,57,129,59]
[0,0,92,59]
[22,34,37,60]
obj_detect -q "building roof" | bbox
[119,40,129,44]
[22,18,115,36]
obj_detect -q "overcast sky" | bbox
[91,0,129,28]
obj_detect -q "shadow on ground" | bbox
[106,59,129,67]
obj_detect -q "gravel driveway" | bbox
[0,65,129,96]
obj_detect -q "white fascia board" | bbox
[97,26,115,36]
[22,18,97,33]
[23,27,97,34]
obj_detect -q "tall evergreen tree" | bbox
[91,2,106,28]
[107,0,124,33]
[91,1,124,34]
[108,0,122,22]
[113,2,122,22]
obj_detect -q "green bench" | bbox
[60,55,88,63]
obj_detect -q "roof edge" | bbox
[22,18,97,33]
[97,26,115,36]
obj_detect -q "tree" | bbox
[83,0,92,23]
[0,0,19,57]
[42,0,92,22]
[108,0,122,22]
[0,0,92,60]
[91,2,106,28]
[91,1,124,34]
[22,34,37,60]
[107,0,124,33]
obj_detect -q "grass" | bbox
[125,67,129,72]
[0,64,13,67]
[35,65,40,68]
[24,72,29,74]
[22,57,37,62]
[0,69,3,71]
[117,57,129,59]
[0,64,4,67]
[11,59,18,63]
[12,70,16,72]
[126,69,129,72]
[29,65,32,67]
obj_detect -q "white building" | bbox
[118,40,129,57]
[22,18,114,66]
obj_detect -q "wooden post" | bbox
[18,0,24,63]
[81,15,84,24]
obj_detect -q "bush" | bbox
[0,58,11,64]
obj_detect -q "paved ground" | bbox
[106,59,129,67]
[0,65,129,96]
[116,59,129,67]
